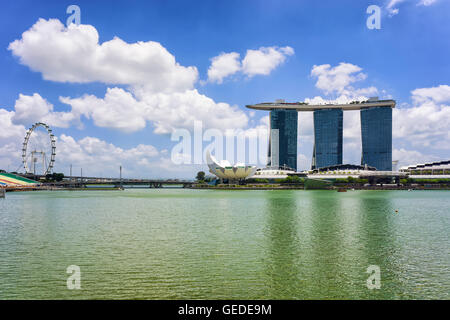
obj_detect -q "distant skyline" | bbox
[1,0,449,178]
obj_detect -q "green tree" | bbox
[347,176,356,183]
[196,171,206,182]
[45,172,65,182]
[247,178,269,183]
[280,176,304,184]
[53,173,64,182]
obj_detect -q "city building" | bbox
[310,164,376,174]
[306,164,407,184]
[400,160,450,176]
[361,107,392,171]
[246,98,395,171]
[268,108,298,171]
[312,108,343,169]
[251,167,298,180]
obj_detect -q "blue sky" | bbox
[0,0,449,178]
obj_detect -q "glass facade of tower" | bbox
[269,109,298,171]
[360,107,392,171]
[312,109,343,169]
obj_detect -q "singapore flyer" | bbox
[22,122,56,175]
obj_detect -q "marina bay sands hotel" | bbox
[246,98,395,172]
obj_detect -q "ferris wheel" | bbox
[22,122,56,175]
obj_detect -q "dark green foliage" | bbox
[280,176,305,184]
[334,177,368,184]
[196,171,206,182]
[45,172,65,182]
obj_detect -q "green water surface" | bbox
[0,189,448,299]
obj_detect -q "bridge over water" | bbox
[27,175,194,189]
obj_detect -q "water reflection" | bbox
[307,191,346,299]
[356,192,402,299]
[263,191,301,299]
[0,189,447,299]
[262,190,402,299]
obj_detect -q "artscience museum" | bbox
[206,151,257,180]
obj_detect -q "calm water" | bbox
[0,189,448,299]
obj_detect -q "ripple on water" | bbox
[0,189,448,299]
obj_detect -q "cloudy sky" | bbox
[0,0,449,178]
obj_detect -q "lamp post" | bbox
[120,165,123,189]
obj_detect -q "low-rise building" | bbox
[400,160,450,178]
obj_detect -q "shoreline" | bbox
[3,187,123,192]
[3,184,450,192]
[191,186,450,191]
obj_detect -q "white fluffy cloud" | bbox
[206,46,294,83]
[393,85,450,149]
[411,84,450,104]
[207,52,241,84]
[138,89,249,134]
[57,134,157,166]
[39,132,200,178]
[242,46,294,77]
[310,63,371,96]
[9,89,249,134]
[0,109,26,140]
[0,109,26,170]
[393,148,440,168]
[53,134,200,178]
[60,88,248,134]
[8,18,249,134]
[11,93,76,128]
[8,19,197,93]
[60,88,147,133]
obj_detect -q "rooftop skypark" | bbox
[246,98,396,112]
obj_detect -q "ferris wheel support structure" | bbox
[22,122,56,175]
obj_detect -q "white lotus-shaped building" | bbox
[206,151,257,180]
